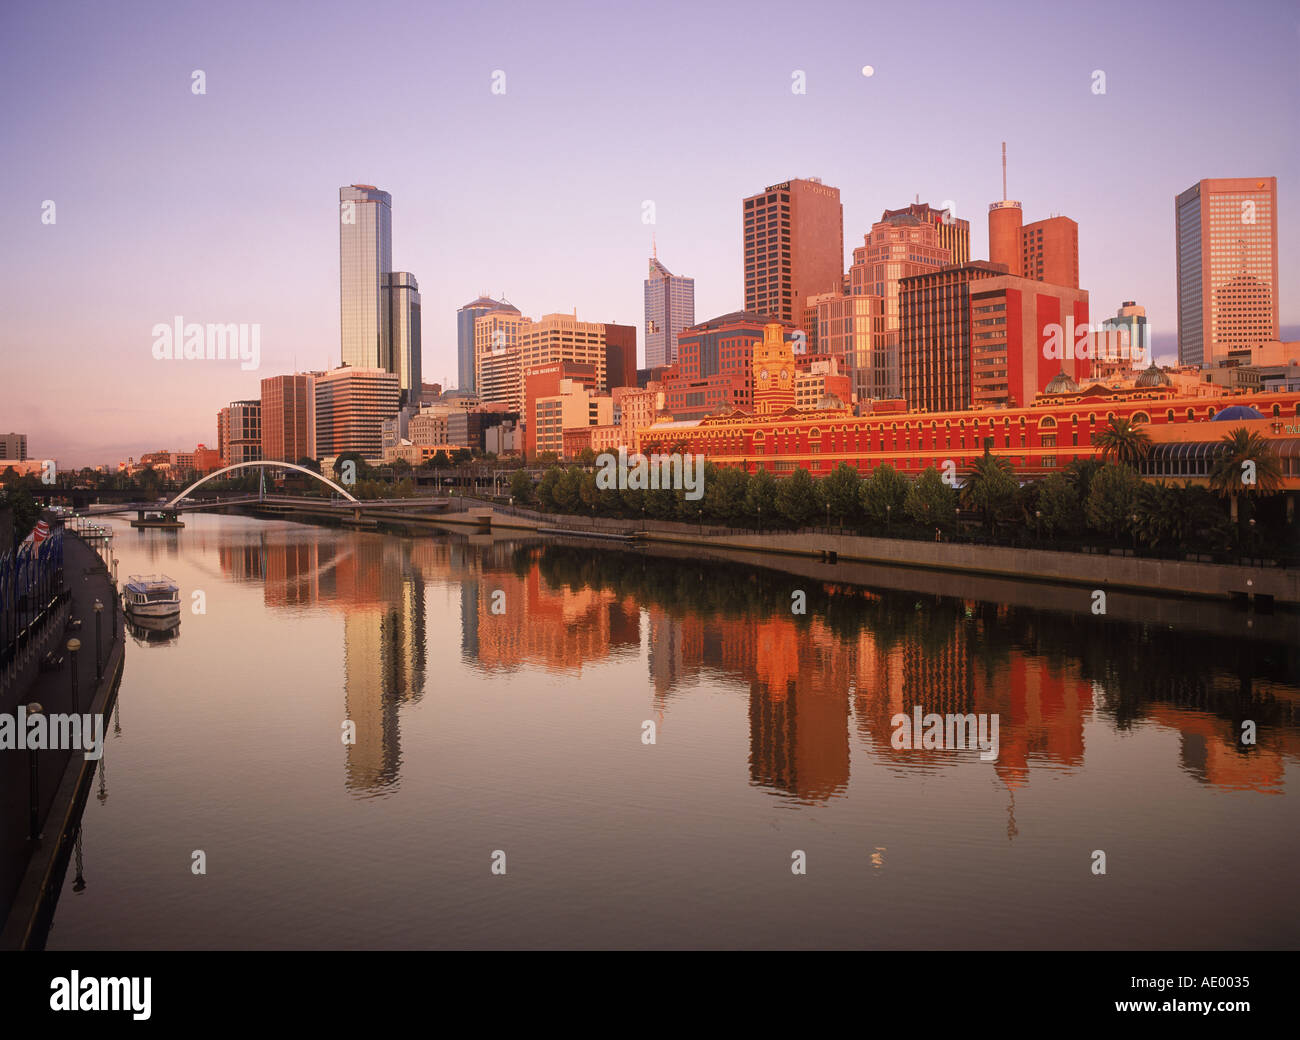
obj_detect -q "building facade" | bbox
[384,272,422,403]
[217,400,262,467]
[1175,177,1280,367]
[314,366,401,460]
[644,255,696,368]
[260,374,316,463]
[880,201,971,265]
[743,178,843,331]
[339,185,393,370]
[457,296,519,395]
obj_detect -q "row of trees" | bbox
[505,422,1289,555]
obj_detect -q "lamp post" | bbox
[886,503,892,533]
[27,702,42,839]
[1035,509,1042,545]
[93,599,103,680]
[1131,514,1139,551]
[68,638,81,713]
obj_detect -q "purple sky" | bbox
[2,0,1297,468]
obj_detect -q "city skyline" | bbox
[3,0,1298,467]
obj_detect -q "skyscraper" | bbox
[339,185,393,370]
[385,272,422,402]
[880,202,971,265]
[314,366,401,460]
[260,374,316,463]
[457,296,519,394]
[743,178,843,332]
[644,252,695,367]
[1175,177,1279,366]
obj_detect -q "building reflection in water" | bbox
[221,530,1300,805]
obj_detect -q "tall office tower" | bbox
[604,323,637,390]
[743,178,843,331]
[260,374,317,463]
[385,272,422,403]
[518,312,613,393]
[314,366,401,460]
[475,309,528,411]
[644,252,695,367]
[216,400,262,467]
[1021,216,1079,289]
[0,433,27,460]
[880,201,971,265]
[1176,177,1279,366]
[752,323,796,415]
[898,262,1006,413]
[837,215,953,402]
[457,296,519,394]
[1091,301,1150,379]
[339,185,393,369]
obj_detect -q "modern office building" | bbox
[217,400,262,467]
[1175,177,1279,366]
[743,178,843,331]
[644,253,695,368]
[260,374,316,463]
[475,308,529,411]
[339,185,393,370]
[604,323,638,391]
[880,201,971,265]
[1021,216,1079,289]
[314,366,401,460]
[0,434,27,461]
[457,296,519,394]
[385,272,422,403]
[660,311,789,420]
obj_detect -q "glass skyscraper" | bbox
[643,255,694,368]
[339,185,393,370]
[385,272,422,402]
[457,296,518,393]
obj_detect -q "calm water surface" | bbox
[46,514,1300,949]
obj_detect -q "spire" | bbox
[651,231,657,260]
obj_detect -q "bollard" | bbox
[68,638,81,713]
[28,702,43,839]
[94,599,104,680]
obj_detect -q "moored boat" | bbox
[123,574,181,617]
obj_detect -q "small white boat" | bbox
[123,574,181,617]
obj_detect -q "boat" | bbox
[123,574,181,617]
[127,614,181,644]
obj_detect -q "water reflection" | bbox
[210,526,1300,804]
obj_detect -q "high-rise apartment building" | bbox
[475,308,528,411]
[644,253,695,367]
[217,400,262,467]
[1175,177,1279,366]
[314,366,401,460]
[0,433,27,460]
[260,374,317,463]
[880,202,971,265]
[384,272,421,402]
[457,296,519,394]
[339,185,393,370]
[743,178,843,331]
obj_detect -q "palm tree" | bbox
[1208,427,1283,527]
[961,454,1017,535]
[1094,416,1152,468]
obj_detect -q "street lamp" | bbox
[68,638,81,712]
[1131,513,1139,551]
[1035,509,1042,544]
[93,599,103,680]
[886,503,891,532]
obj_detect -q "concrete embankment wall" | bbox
[643,529,1299,605]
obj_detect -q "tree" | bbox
[431,450,452,470]
[296,457,322,474]
[960,455,1017,534]
[702,464,748,525]
[1095,416,1152,468]
[1208,427,1283,528]
[860,464,908,527]
[819,463,861,526]
[744,468,778,528]
[775,468,818,528]
[1085,462,1140,540]
[508,469,533,505]
[535,467,564,511]
[905,466,957,530]
[576,447,597,467]
[1035,472,1079,537]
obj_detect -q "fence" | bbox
[0,521,67,689]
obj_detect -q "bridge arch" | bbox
[165,461,358,507]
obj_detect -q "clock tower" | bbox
[752,323,795,415]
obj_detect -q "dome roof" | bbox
[1134,363,1172,388]
[1044,369,1080,395]
[1212,405,1264,422]
[817,393,847,411]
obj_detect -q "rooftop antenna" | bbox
[652,231,657,260]
[1002,141,1007,201]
